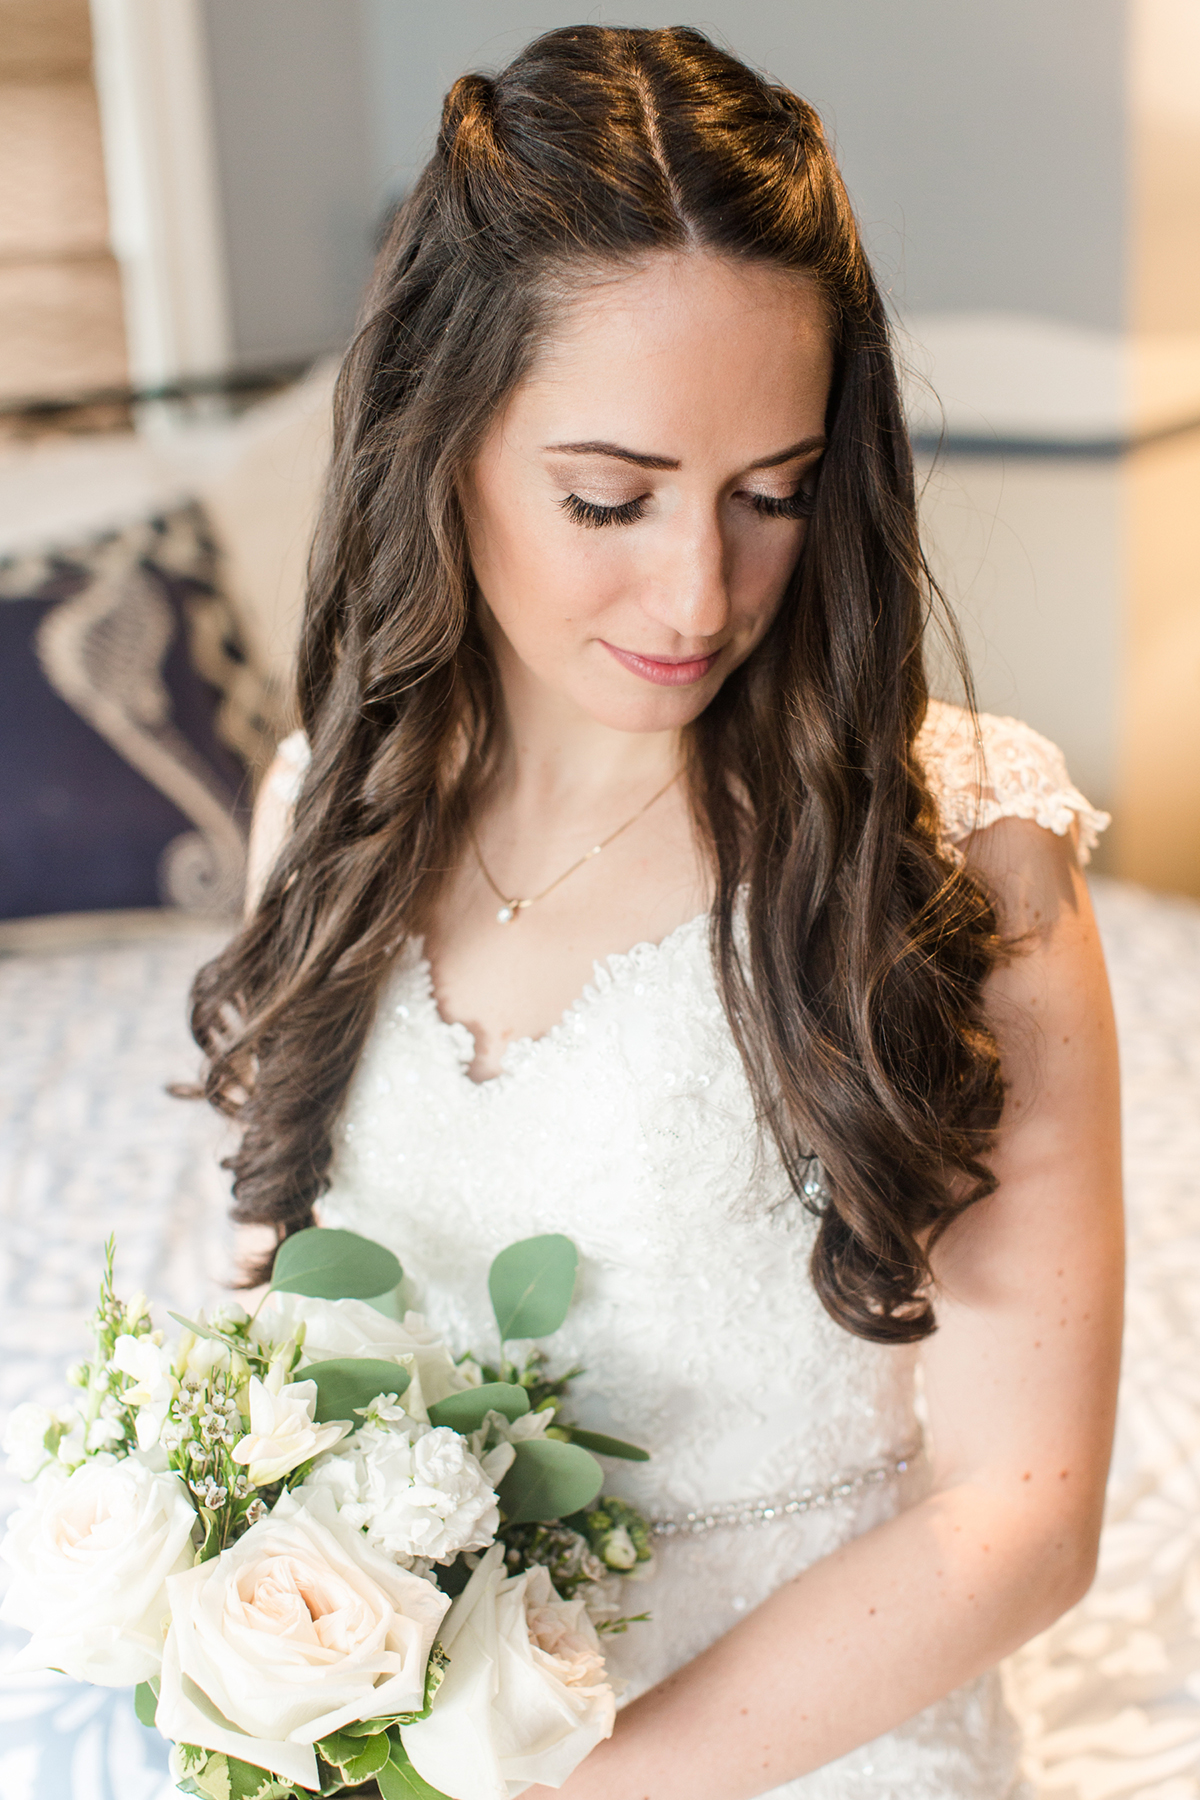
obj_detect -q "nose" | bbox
[640,503,733,643]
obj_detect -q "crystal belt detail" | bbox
[649,1443,922,1538]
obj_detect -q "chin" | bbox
[583,680,721,735]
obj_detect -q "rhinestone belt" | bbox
[650,1443,921,1539]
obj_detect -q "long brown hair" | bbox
[190,24,1004,1343]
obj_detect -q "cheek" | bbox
[731,523,806,634]
[473,499,627,641]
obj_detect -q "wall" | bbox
[201,0,375,368]
[361,0,1127,326]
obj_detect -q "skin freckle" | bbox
[1059,1469,1070,1479]
[869,1607,876,1616]
[1022,1471,1032,1481]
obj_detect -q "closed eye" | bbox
[746,484,818,521]
[560,492,649,529]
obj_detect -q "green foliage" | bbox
[317,1727,392,1781]
[488,1234,577,1342]
[300,1357,411,1423]
[571,1495,655,1568]
[426,1382,529,1432]
[133,1678,158,1728]
[271,1228,403,1301]
[377,1737,453,1800]
[498,1436,603,1523]
[560,1425,649,1461]
[172,1747,299,1800]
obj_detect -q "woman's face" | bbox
[463,252,834,737]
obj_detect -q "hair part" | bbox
[190,24,1004,1341]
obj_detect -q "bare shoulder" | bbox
[245,731,310,917]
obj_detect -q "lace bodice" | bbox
[256,703,1106,1800]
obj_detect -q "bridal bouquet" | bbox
[0,1229,653,1799]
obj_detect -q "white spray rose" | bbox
[261,1294,470,1421]
[303,1418,499,1563]
[402,1544,615,1800]
[111,1333,177,1451]
[0,1454,197,1685]
[230,1369,350,1486]
[156,1487,450,1792]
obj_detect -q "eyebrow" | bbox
[544,436,826,471]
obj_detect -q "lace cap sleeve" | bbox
[916,699,1110,864]
[245,730,311,915]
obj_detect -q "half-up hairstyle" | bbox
[190,24,1005,1342]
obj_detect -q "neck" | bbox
[491,646,683,813]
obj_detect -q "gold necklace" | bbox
[468,772,681,924]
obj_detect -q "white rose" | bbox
[3,1402,76,1481]
[0,1454,197,1685]
[111,1333,177,1451]
[156,1487,450,1792]
[230,1371,350,1486]
[402,1544,615,1800]
[303,1419,499,1564]
[261,1294,470,1421]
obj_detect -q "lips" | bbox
[601,642,720,687]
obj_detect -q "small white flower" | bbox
[303,1418,499,1564]
[85,1416,126,1452]
[231,1376,350,1486]
[111,1334,177,1451]
[599,1525,638,1571]
[470,1404,554,1486]
[3,1403,76,1481]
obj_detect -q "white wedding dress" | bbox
[257,702,1109,1800]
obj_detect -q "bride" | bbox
[194,25,1122,1799]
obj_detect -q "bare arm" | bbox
[533,818,1123,1799]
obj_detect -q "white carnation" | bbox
[304,1418,499,1563]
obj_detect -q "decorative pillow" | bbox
[0,502,281,920]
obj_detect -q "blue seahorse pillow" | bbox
[0,503,278,920]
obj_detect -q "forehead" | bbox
[504,251,832,456]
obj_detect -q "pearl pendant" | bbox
[496,906,514,924]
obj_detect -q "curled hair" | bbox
[190,25,1004,1342]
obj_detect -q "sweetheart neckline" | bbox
[410,905,714,1090]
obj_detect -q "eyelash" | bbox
[559,484,818,530]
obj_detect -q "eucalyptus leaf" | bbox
[300,1357,411,1423]
[133,1678,158,1728]
[498,1436,604,1523]
[488,1234,577,1342]
[426,1382,530,1432]
[379,1740,453,1800]
[271,1228,403,1301]
[562,1425,650,1462]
